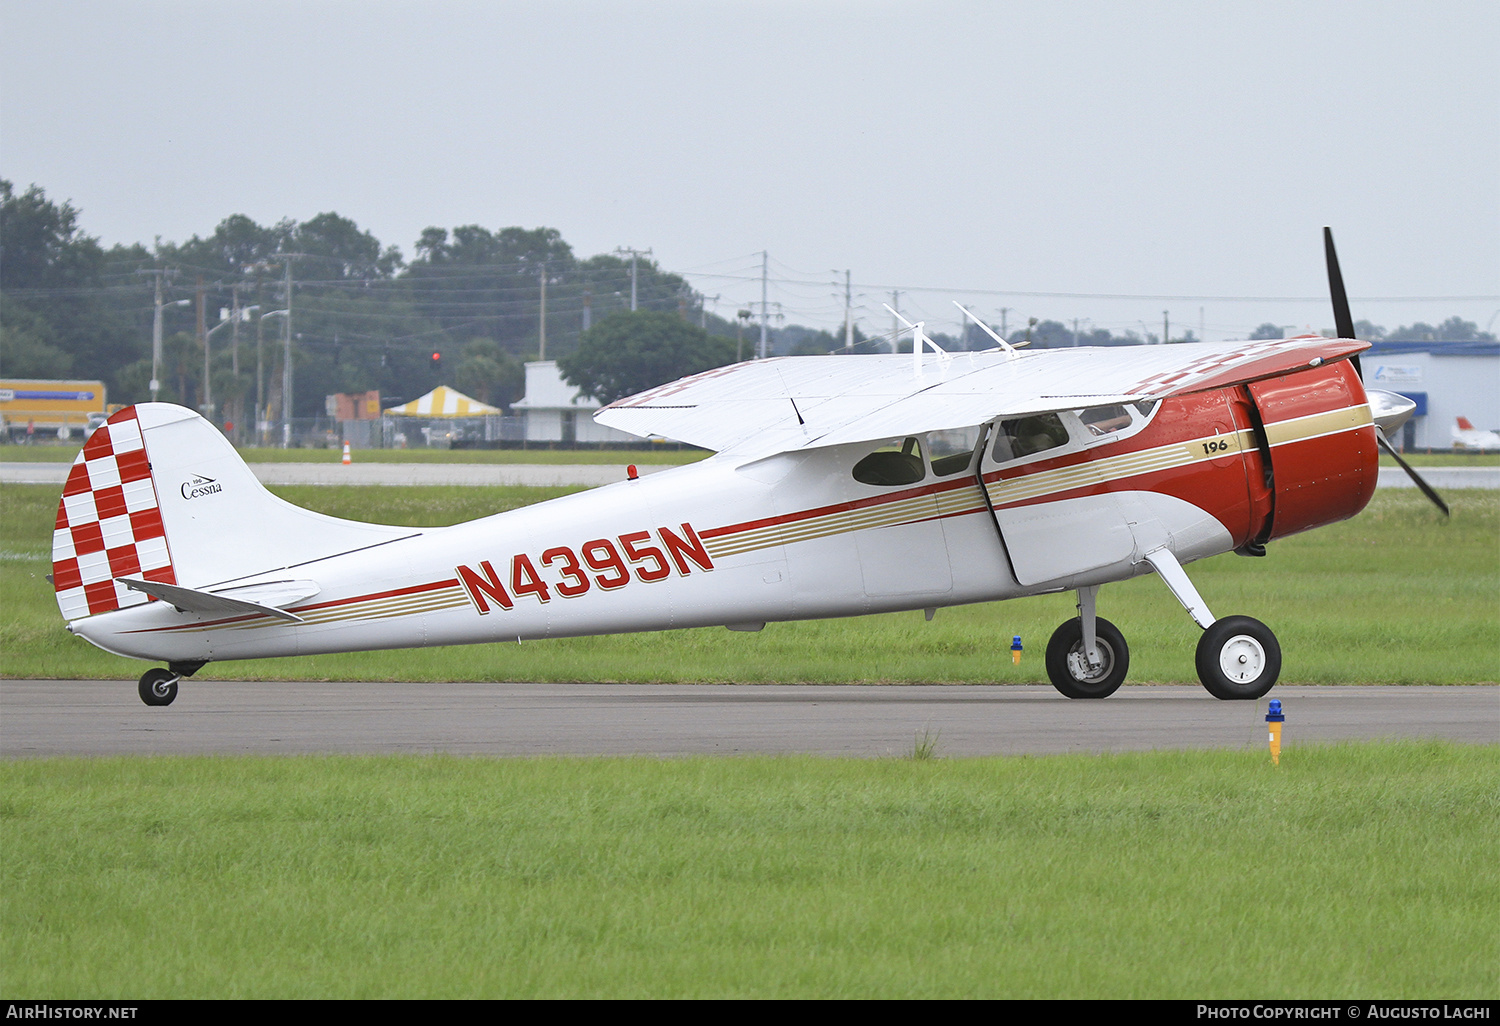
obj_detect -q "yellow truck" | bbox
[0,379,108,443]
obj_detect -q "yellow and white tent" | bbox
[383,386,501,418]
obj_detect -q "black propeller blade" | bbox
[1376,429,1451,518]
[1325,228,1448,516]
[1324,227,1360,376]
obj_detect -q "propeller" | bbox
[1376,427,1450,517]
[1324,226,1359,374]
[1325,226,1449,517]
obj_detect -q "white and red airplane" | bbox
[50,231,1447,706]
[1452,417,1500,450]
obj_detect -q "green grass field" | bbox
[2,484,1495,685]
[4,476,1495,999]
[2,742,1494,998]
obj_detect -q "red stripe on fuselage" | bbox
[698,474,982,540]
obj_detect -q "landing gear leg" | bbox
[138,668,179,707]
[1045,587,1129,699]
[1143,547,1282,700]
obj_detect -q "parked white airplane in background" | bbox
[50,231,1448,706]
[1452,417,1500,450]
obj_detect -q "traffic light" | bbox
[430,351,442,376]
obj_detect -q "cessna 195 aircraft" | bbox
[52,231,1448,706]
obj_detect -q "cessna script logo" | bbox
[180,474,223,500]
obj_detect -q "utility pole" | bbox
[196,277,209,420]
[845,272,856,351]
[151,270,165,400]
[736,309,751,362]
[1163,310,1170,346]
[137,268,183,402]
[229,284,241,378]
[538,261,547,361]
[890,291,901,353]
[615,247,651,311]
[246,263,267,443]
[758,251,769,359]
[998,307,1010,343]
[277,254,307,448]
[228,285,240,441]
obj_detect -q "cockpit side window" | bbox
[1074,400,1159,445]
[927,425,983,476]
[992,413,1070,463]
[852,436,926,486]
[1079,405,1133,437]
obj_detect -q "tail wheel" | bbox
[1196,615,1281,700]
[1045,617,1129,699]
[138,668,179,707]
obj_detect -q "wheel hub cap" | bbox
[1219,635,1266,683]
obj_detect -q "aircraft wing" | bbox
[594,336,1369,457]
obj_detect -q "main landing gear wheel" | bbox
[1196,615,1281,700]
[1045,617,1129,699]
[138,668,179,707]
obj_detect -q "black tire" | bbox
[1196,615,1281,700]
[138,668,179,707]
[1045,617,1129,699]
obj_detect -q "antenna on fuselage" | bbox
[954,302,1025,359]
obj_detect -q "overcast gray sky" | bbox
[3,0,1496,341]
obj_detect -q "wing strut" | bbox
[883,304,953,377]
[954,303,1026,358]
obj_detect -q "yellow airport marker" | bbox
[1011,635,1023,666]
[1266,699,1284,765]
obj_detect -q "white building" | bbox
[1361,342,1500,451]
[509,360,639,444]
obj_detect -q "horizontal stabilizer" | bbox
[118,577,317,622]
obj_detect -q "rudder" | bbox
[52,403,414,622]
[52,406,175,620]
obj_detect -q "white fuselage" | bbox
[70,441,1230,666]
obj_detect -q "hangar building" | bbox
[1360,341,1499,451]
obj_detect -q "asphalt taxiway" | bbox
[1,681,1494,758]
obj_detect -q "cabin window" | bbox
[992,413,1070,463]
[852,437,926,486]
[1079,405,1133,437]
[927,425,983,476]
[1074,400,1159,445]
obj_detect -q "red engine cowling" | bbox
[1247,360,1378,541]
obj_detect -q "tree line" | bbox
[2,179,1492,430]
[0,180,729,426]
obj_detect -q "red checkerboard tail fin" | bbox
[52,404,412,622]
[52,406,177,620]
